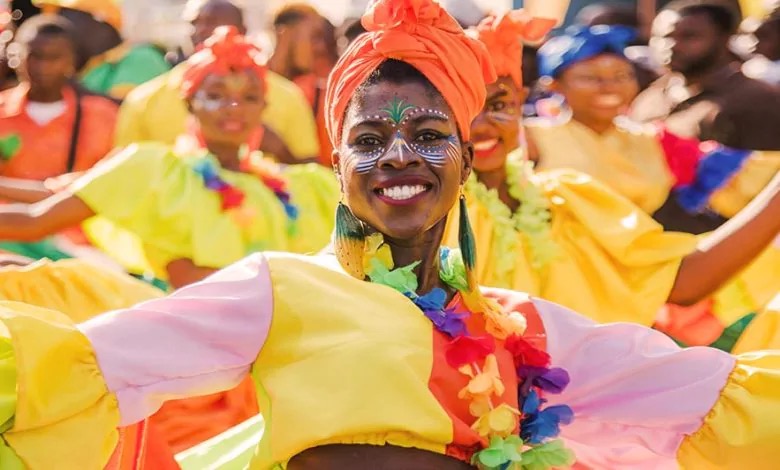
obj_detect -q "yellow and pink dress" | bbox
[0,252,779,469]
[57,140,339,453]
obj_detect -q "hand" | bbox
[0,253,35,267]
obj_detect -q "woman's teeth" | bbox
[380,185,428,200]
[474,139,499,151]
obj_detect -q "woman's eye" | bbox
[415,131,444,143]
[244,94,262,103]
[356,135,383,146]
[206,93,222,101]
[489,101,507,112]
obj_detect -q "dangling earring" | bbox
[457,190,478,290]
[334,201,367,279]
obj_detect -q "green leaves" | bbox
[381,97,416,125]
[519,439,575,470]
[472,435,524,469]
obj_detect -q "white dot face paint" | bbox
[191,89,224,112]
[350,97,460,174]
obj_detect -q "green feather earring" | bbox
[334,201,367,279]
[458,192,478,290]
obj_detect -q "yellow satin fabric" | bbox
[447,169,697,325]
[528,119,674,214]
[0,259,162,322]
[678,352,780,469]
[251,254,451,467]
[0,302,120,469]
[732,294,780,353]
[74,143,338,280]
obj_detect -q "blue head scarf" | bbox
[538,25,637,78]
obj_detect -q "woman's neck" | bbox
[26,84,64,103]
[572,114,615,135]
[207,141,242,171]
[384,219,449,294]
[476,165,520,212]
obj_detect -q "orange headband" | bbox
[181,26,267,99]
[474,10,557,88]
[325,0,496,146]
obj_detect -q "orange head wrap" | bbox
[325,0,497,146]
[473,10,557,88]
[181,26,267,99]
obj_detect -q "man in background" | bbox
[631,0,780,149]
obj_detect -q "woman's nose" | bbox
[378,131,423,169]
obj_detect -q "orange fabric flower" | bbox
[474,10,557,87]
[181,26,267,99]
[484,308,528,340]
[325,0,497,146]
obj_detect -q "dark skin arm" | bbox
[0,192,95,241]
[0,177,55,203]
[668,171,780,305]
[166,258,218,289]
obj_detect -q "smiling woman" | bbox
[1,1,780,470]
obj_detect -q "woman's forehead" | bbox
[347,81,453,121]
[564,53,633,74]
[199,70,263,92]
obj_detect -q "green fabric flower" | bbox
[520,439,576,470]
[0,134,21,161]
[367,258,419,294]
[439,248,469,292]
[472,435,524,469]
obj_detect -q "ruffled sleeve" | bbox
[537,170,698,324]
[0,254,274,468]
[534,298,780,469]
[281,163,340,254]
[0,302,120,469]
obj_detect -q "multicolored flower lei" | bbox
[365,238,575,470]
[190,154,299,234]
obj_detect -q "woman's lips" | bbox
[373,177,434,206]
[473,138,500,159]
[219,120,246,132]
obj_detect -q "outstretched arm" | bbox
[0,191,95,241]
[0,254,273,468]
[668,170,780,305]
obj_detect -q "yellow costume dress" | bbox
[446,158,780,341]
[526,121,780,345]
[70,141,339,281]
[1,252,779,469]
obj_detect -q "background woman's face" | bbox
[335,80,472,241]
[189,70,266,147]
[470,76,524,173]
[554,53,639,126]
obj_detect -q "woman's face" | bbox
[553,53,639,127]
[335,80,473,241]
[470,76,524,173]
[189,70,266,147]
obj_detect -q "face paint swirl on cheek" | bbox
[410,135,460,166]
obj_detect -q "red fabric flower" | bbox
[505,335,550,368]
[446,335,496,368]
[218,185,246,209]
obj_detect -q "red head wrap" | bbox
[181,26,267,99]
[474,10,557,88]
[325,0,497,146]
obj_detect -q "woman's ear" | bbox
[331,150,345,191]
[460,142,474,184]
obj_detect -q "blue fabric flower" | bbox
[675,145,752,214]
[415,288,447,310]
[538,25,637,78]
[520,390,574,444]
[517,366,570,394]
